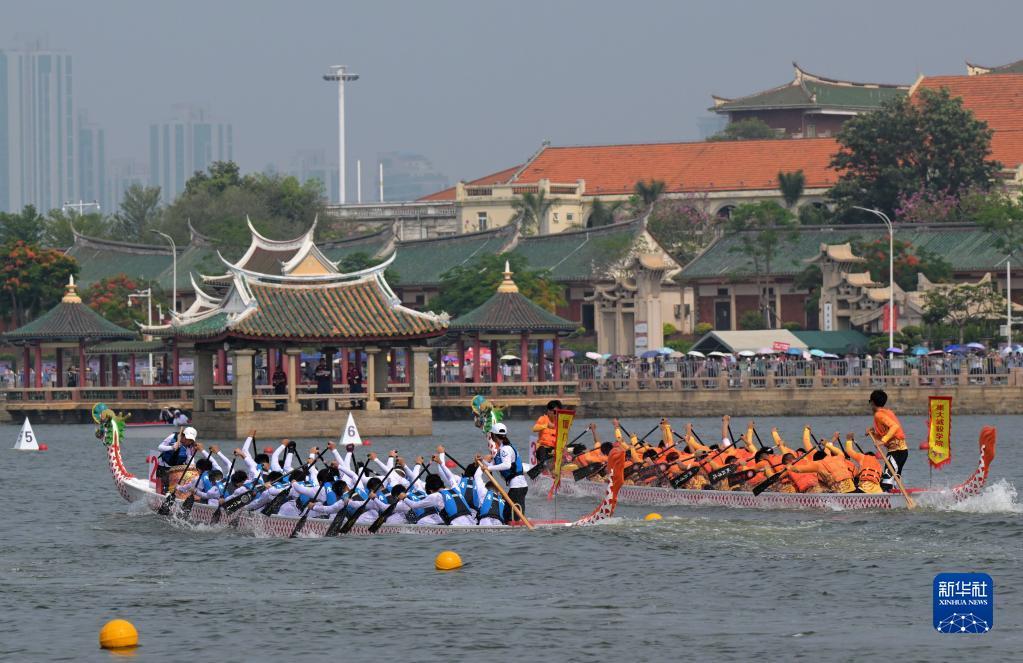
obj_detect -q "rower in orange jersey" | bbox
[868,389,908,492]
[844,434,884,494]
[786,438,856,493]
[772,426,823,493]
[569,423,611,471]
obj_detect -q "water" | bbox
[2,415,1021,662]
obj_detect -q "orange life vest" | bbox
[536,415,557,448]
[856,455,882,485]
[820,454,853,484]
[787,468,819,493]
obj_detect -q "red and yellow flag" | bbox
[927,396,952,469]
[548,408,576,496]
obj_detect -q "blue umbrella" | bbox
[809,349,826,357]
[886,347,903,354]
[911,346,928,356]
[640,350,659,359]
[785,347,803,356]
[657,347,674,355]
[944,344,966,354]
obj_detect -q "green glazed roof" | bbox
[511,220,641,282]
[714,66,908,113]
[791,330,870,354]
[390,226,517,286]
[680,224,1009,280]
[449,290,577,333]
[3,299,137,344]
[66,237,174,288]
[86,340,170,354]
[319,228,394,264]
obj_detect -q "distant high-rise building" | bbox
[0,41,76,213]
[77,110,105,212]
[105,158,148,215]
[148,104,232,202]
[288,149,338,202]
[376,152,448,202]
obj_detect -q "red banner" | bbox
[772,341,790,352]
[882,303,899,333]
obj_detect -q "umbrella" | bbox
[585,351,602,361]
[657,347,674,355]
[785,347,803,356]
[966,342,986,351]
[944,345,966,354]
[640,350,660,359]
[886,347,903,354]
[559,349,575,358]
[708,351,731,358]
[737,350,756,357]
[756,348,777,355]
[499,354,520,362]
[687,350,706,358]
[669,351,685,358]
[823,353,840,359]
[927,349,945,356]
[911,346,928,356]
[1002,344,1023,354]
[442,355,457,362]
[809,349,827,358]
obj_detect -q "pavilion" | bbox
[145,220,449,437]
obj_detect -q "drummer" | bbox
[156,426,200,493]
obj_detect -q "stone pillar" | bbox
[520,334,529,382]
[78,344,86,389]
[231,349,256,413]
[553,336,562,381]
[55,349,64,388]
[729,288,737,331]
[99,354,106,387]
[22,346,30,388]
[472,335,482,383]
[456,338,465,383]
[490,340,499,382]
[193,350,213,412]
[110,354,119,387]
[364,346,381,411]
[412,346,432,409]
[268,347,277,384]
[130,354,137,387]
[774,286,783,329]
[172,345,181,386]
[34,346,42,388]
[285,349,301,412]
[434,349,443,383]
[216,349,227,386]
[340,349,349,388]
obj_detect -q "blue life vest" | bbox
[439,488,472,525]
[323,483,338,506]
[457,476,479,510]
[344,486,371,515]
[197,471,214,492]
[208,480,226,501]
[408,487,427,501]
[477,490,506,523]
[498,444,523,484]
[404,494,436,523]
[295,480,315,509]
[160,445,189,466]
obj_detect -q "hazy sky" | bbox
[8,0,1023,190]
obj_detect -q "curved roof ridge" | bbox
[245,216,316,250]
[226,250,398,284]
[318,224,394,248]
[518,217,642,242]
[187,219,216,246]
[793,61,910,89]
[71,228,176,254]
[394,223,516,247]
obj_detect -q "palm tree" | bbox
[634,179,666,208]
[777,170,805,209]
[512,190,553,235]
[587,198,625,227]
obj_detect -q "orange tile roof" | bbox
[418,164,521,201]
[511,138,839,195]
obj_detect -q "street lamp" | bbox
[151,230,177,314]
[323,64,359,204]
[128,288,153,383]
[853,207,896,353]
[62,200,100,215]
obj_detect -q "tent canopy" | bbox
[790,330,870,355]
[690,330,807,354]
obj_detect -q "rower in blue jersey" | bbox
[400,474,476,526]
[435,446,481,511]
[473,474,508,526]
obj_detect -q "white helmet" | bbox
[491,423,508,436]
[183,427,198,441]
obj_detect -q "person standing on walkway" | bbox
[272,365,287,411]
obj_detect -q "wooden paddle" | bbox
[289,483,327,538]
[670,444,731,489]
[367,463,431,534]
[210,458,237,525]
[158,433,193,516]
[867,430,915,509]
[324,461,371,537]
[752,447,814,496]
[338,466,398,535]
[477,461,533,530]
[260,449,326,516]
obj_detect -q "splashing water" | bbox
[946,479,1022,514]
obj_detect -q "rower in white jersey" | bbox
[400,472,476,526]
[483,422,528,522]
[155,426,200,492]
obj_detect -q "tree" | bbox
[113,184,162,241]
[708,118,778,142]
[587,198,624,228]
[430,253,564,318]
[83,274,166,328]
[0,205,44,245]
[851,237,952,292]
[727,201,797,327]
[739,310,767,330]
[633,179,666,208]
[42,209,109,247]
[923,282,1005,344]
[777,170,805,209]
[646,196,717,264]
[829,88,1000,218]
[976,193,1023,264]
[511,190,553,235]
[794,264,823,324]
[0,241,78,326]
[335,251,400,285]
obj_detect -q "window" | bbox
[476,212,488,232]
[717,288,729,297]
[553,212,560,222]
[567,213,574,221]
[806,123,816,138]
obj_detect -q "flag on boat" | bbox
[548,408,576,497]
[340,413,367,447]
[927,396,952,469]
[13,418,39,451]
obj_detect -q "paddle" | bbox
[209,458,237,525]
[260,449,325,516]
[324,461,371,537]
[752,447,814,496]
[367,464,432,534]
[670,445,731,489]
[527,429,589,480]
[867,430,915,509]
[158,435,194,516]
[337,466,398,535]
[575,422,659,482]
[477,461,533,530]
[289,482,328,538]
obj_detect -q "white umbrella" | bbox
[499,354,519,361]
[585,351,602,360]
[669,351,684,358]
[687,350,706,358]
[708,351,732,358]
[737,350,756,357]
[757,347,777,355]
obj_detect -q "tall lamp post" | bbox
[853,207,896,353]
[323,65,359,204]
[151,230,177,314]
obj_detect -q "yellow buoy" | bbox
[435,550,463,571]
[644,513,663,521]
[99,619,139,650]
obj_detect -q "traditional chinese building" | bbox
[145,220,449,438]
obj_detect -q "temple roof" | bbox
[226,217,335,276]
[448,263,577,334]
[711,63,909,113]
[2,277,137,345]
[967,59,1023,75]
[390,225,518,286]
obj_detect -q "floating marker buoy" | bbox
[919,441,929,450]
[38,443,48,451]
[644,513,663,521]
[263,446,274,455]
[435,550,463,571]
[99,619,138,650]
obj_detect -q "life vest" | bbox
[405,494,438,523]
[457,476,479,510]
[820,455,853,485]
[208,480,226,501]
[574,449,606,467]
[857,456,883,485]
[322,482,338,506]
[536,415,557,448]
[477,489,506,523]
[294,480,315,509]
[197,471,213,492]
[160,445,189,466]
[787,467,819,492]
[345,486,370,515]
[499,444,523,483]
[439,488,472,525]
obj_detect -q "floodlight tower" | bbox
[323,65,359,204]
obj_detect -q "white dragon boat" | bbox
[98,407,623,536]
[532,427,997,511]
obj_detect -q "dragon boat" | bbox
[96,405,624,536]
[531,427,997,511]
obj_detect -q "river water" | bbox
[1,414,1020,662]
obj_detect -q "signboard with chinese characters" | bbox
[771,341,790,352]
[928,396,952,469]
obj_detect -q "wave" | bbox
[944,479,1023,514]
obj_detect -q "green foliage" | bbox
[84,274,167,328]
[646,196,716,264]
[430,253,565,318]
[794,264,823,319]
[511,190,552,235]
[739,310,767,330]
[922,282,1005,344]
[587,198,624,228]
[782,321,802,331]
[895,325,925,349]
[0,205,44,245]
[0,241,79,326]
[694,322,713,336]
[798,204,832,226]
[708,118,778,141]
[662,323,678,337]
[975,192,1023,259]
[777,170,805,209]
[851,237,952,291]
[335,251,400,284]
[829,88,1000,218]
[727,201,797,326]
[666,338,692,353]
[42,209,109,247]
[113,184,162,242]
[633,179,666,207]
